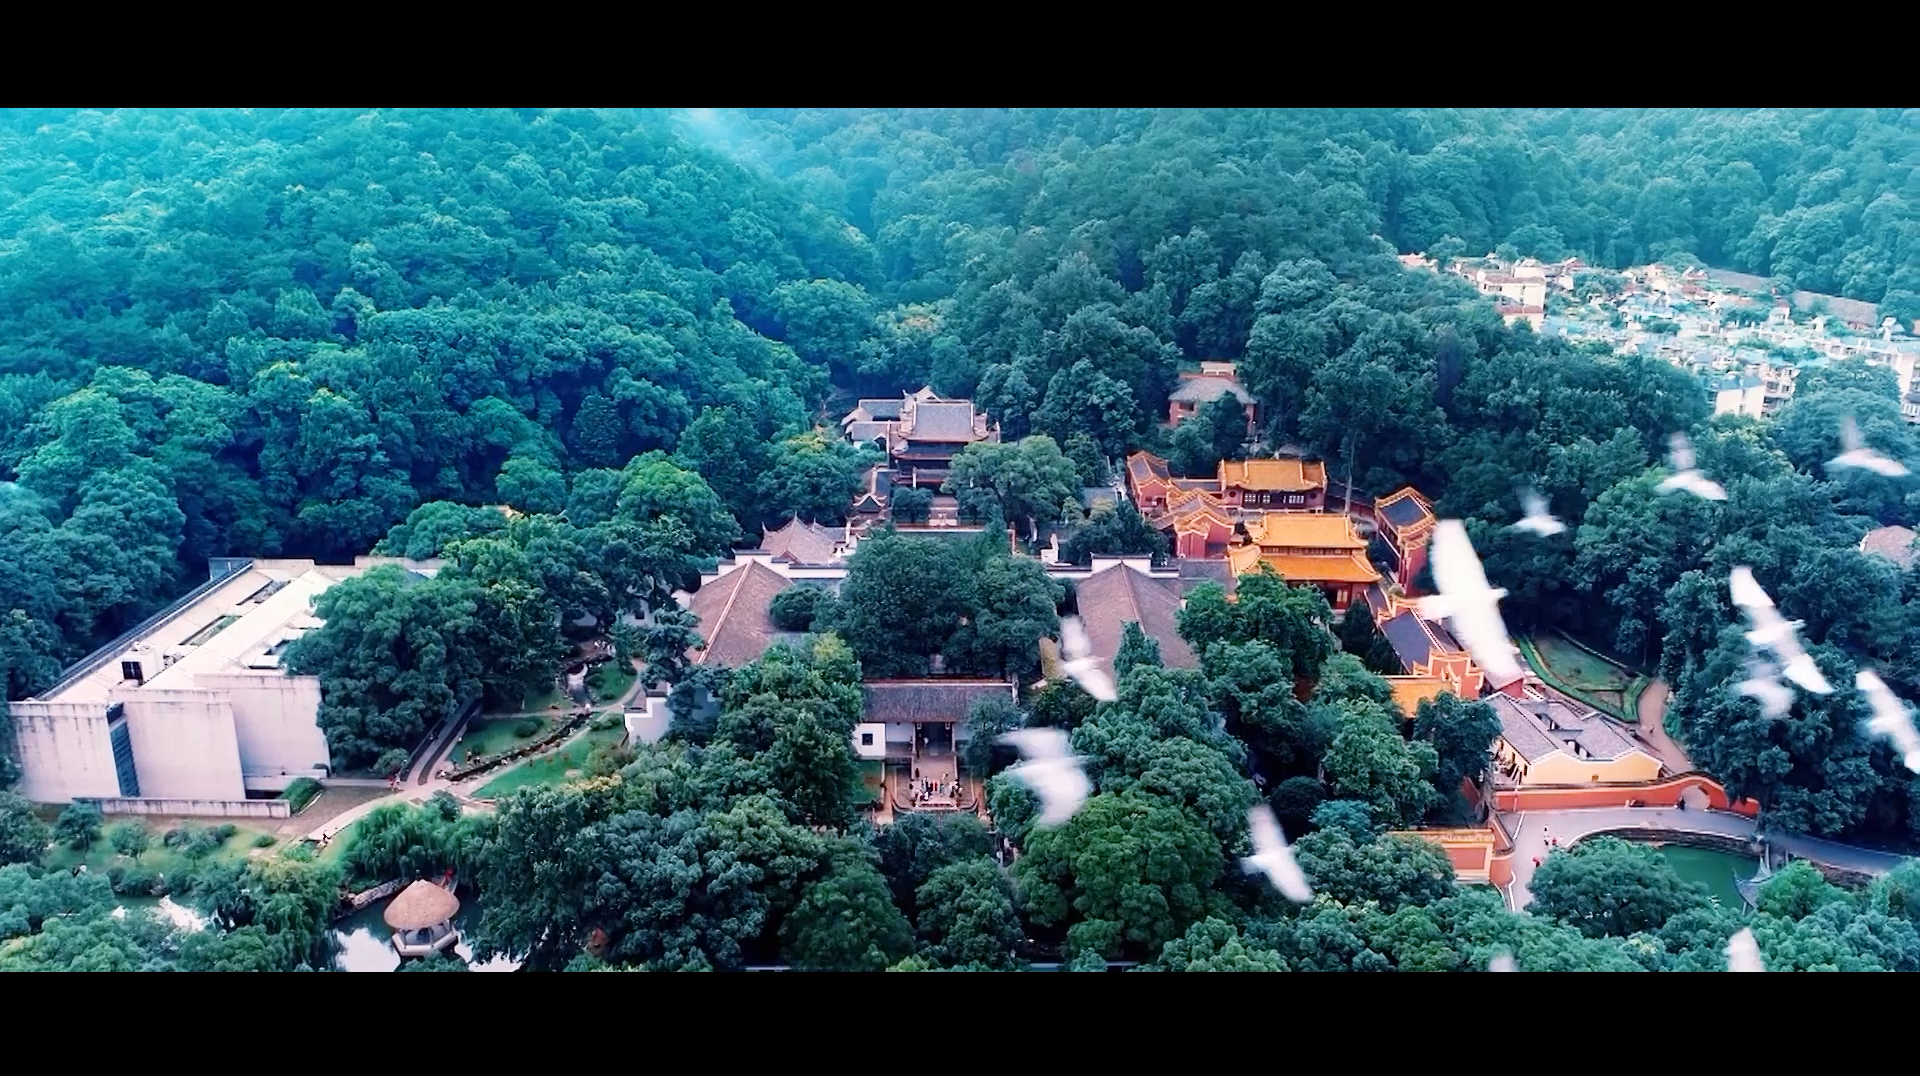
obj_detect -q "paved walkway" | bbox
[1500,806,1909,911]
[1634,679,1694,773]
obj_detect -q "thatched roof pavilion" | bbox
[384,880,461,932]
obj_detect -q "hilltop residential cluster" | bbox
[1407,252,1920,422]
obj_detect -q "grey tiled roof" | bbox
[855,398,905,421]
[1488,694,1643,763]
[863,680,1016,724]
[1169,377,1254,405]
[1380,495,1429,529]
[687,560,792,668]
[906,401,980,442]
[1379,612,1437,672]
[1175,558,1236,596]
[1074,566,1197,674]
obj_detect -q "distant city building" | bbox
[1705,371,1766,418]
[11,557,440,806]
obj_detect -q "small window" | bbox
[860,732,875,747]
[120,661,144,685]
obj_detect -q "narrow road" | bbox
[1500,806,1908,912]
[409,700,477,787]
[1634,679,1693,773]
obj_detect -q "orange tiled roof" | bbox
[1228,545,1382,584]
[1218,458,1327,493]
[1245,512,1368,551]
[1387,676,1455,718]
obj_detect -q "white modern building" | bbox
[10,556,437,807]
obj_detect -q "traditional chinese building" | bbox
[1153,488,1237,559]
[1363,583,1488,702]
[756,518,849,568]
[1487,694,1664,787]
[1166,362,1257,436]
[1226,512,1380,611]
[857,679,1016,817]
[840,387,998,491]
[1216,457,1327,512]
[1372,486,1436,594]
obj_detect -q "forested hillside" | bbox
[1,107,1919,852]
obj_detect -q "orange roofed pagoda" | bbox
[1226,512,1380,612]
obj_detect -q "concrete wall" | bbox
[853,722,887,759]
[198,673,330,778]
[1523,749,1664,786]
[120,690,247,801]
[626,697,670,745]
[95,797,290,819]
[9,701,120,804]
[885,722,914,745]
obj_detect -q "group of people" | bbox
[909,769,960,804]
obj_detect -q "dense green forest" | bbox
[2,108,1919,971]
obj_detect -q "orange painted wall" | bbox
[1490,773,1761,817]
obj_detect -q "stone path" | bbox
[1500,806,1910,912]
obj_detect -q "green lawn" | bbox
[1529,632,1634,691]
[590,661,636,703]
[476,725,627,799]
[41,817,279,878]
[852,760,884,806]
[451,716,553,765]
[520,683,564,713]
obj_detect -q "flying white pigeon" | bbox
[1827,414,1911,478]
[1733,657,1794,719]
[1725,927,1765,973]
[1856,669,1920,774]
[1656,432,1727,501]
[1727,567,1831,695]
[1416,520,1525,688]
[1240,805,1313,903]
[1488,950,1518,973]
[998,727,1092,828]
[1509,487,1565,537]
[1056,616,1117,702]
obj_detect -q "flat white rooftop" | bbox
[31,557,440,705]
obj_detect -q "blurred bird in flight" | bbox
[1657,432,1727,501]
[1417,520,1525,688]
[1509,487,1565,537]
[1241,805,1313,903]
[998,727,1091,828]
[1827,414,1910,478]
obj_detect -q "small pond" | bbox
[1654,845,1759,908]
[329,900,519,972]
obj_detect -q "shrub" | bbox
[892,486,934,524]
[253,833,277,848]
[591,713,623,732]
[770,585,825,632]
[107,821,150,858]
[281,778,323,813]
[372,747,412,778]
[111,864,162,897]
[55,802,105,851]
[215,823,238,841]
[163,824,199,850]
[513,718,542,739]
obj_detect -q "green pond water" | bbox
[1654,845,1758,908]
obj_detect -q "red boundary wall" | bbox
[1489,772,1760,818]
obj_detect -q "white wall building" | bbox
[11,556,437,806]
